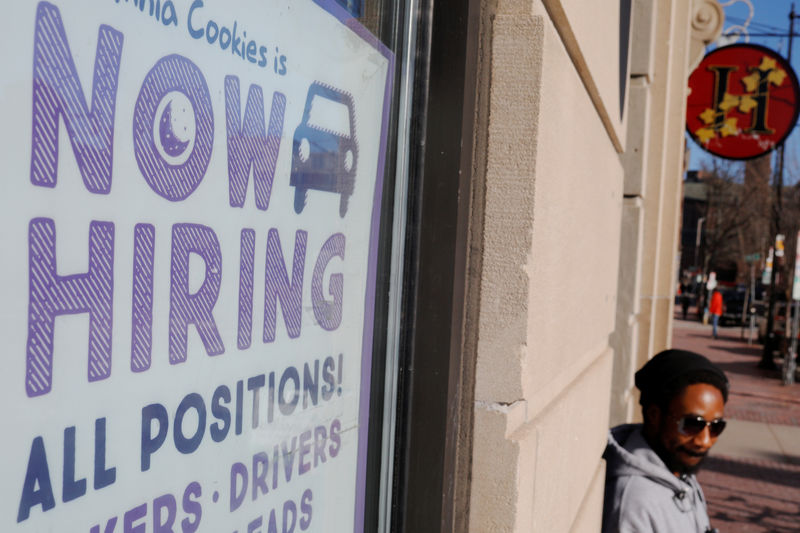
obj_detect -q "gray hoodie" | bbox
[602,424,715,533]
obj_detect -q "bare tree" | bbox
[699,160,749,281]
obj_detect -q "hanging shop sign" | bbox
[0,1,393,531]
[686,43,800,160]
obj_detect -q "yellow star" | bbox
[699,108,717,125]
[768,68,787,86]
[738,95,757,113]
[720,117,739,137]
[695,127,716,143]
[719,92,739,111]
[759,56,777,72]
[742,72,760,92]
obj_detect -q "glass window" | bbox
[0,0,417,531]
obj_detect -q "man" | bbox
[602,349,729,533]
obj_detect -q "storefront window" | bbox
[0,0,416,531]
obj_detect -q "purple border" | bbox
[311,1,395,532]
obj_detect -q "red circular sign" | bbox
[686,44,800,160]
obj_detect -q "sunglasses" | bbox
[677,415,726,437]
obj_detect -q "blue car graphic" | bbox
[290,82,358,217]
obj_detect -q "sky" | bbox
[687,0,800,178]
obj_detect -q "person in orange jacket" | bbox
[709,289,724,339]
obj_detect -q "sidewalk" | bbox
[672,309,800,533]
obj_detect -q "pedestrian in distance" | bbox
[708,289,723,339]
[602,349,729,533]
[680,282,691,320]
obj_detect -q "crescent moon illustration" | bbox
[159,101,191,157]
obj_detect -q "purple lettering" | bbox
[302,360,319,409]
[141,403,168,471]
[271,445,279,490]
[263,229,307,342]
[247,374,265,428]
[267,372,276,424]
[90,518,118,533]
[282,499,297,533]
[248,516,263,533]
[252,452,269,500]
[311,234,344,331]
[133,55,213,201]
[235,379,244,435]
[299,489,312,530]
[225,77,286,210]
[62,426,87,503]
[281,436,297,483]
[278,367,300,416]
[313,426,327,467]
[210,385,232,442]
[329,419,341,458]
[30,2,123,193]
[238,228,255,349]
[230,462,248,512]
[181,481,202,533]
[26,219,114,397]
[123,503,147,533]
[169,224,224,363]
[153,493,177,533]
[17,437,55,522]
[131,224,155,372]
[267,510,278,533]
[321,356,335,401]
[94,417,116,489]
[298,430,312,475]
[173,393,206,454]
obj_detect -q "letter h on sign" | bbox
[694,57,788,143]
[26,219,115,397]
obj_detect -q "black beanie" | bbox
[635,349,729,407]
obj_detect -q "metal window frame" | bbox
[387,0,482,530]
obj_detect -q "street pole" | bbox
[760,4,798,369]
[787,235,800,386]
[786,230,800,385]
[748,261,756,344]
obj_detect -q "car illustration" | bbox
[290,82,358,217]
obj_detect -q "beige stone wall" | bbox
[609,0,723,427]
[467,0,704,530]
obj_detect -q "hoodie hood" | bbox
[604,423,686,494]
[602,423,712,533]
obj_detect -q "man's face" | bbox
[655,383,725,475]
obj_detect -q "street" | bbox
[672,308,800,532]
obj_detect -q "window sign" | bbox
[0,1,394,531]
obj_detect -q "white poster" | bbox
[0,1,393,531]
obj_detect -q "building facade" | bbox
[0,0,721,531]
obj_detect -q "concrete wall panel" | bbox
[526,349,613,532]
[540,0,630,147]
[473,12,544,404]
[622,79,651,196]
[610,197,644,424]
[469,406,528,532]
[569,461,607,533]
[630,0,656,78]
[522,11,623,404]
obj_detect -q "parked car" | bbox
[720,287,747,326]
[755,301,800,352]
